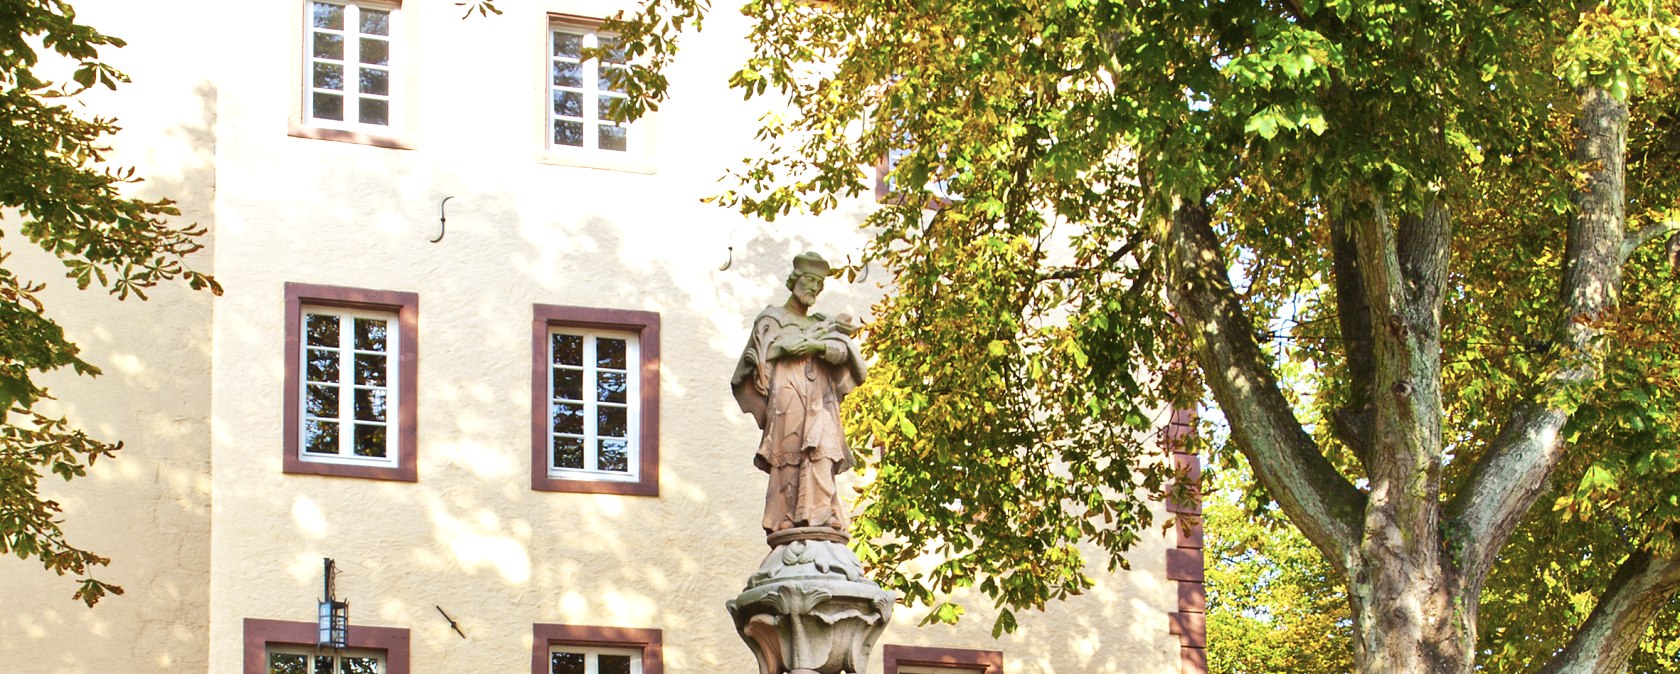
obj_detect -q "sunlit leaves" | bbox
[2,0,220,605]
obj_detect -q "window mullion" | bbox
[339,310,355,457]
[583,336,598,471]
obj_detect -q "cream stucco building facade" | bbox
[0,1,1203,672]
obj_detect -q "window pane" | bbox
[306,314,341,347]
[599,438,629,472]
[307,384,340,418]
[312,2,345,30]
[552,402,584,435]
[359,97,389,125]
[598,66,626,93]
[305,420,340,454]
[359,9,390,36]
[596,338,627,369]
[596,370,627,403]
[597,95,619,120]
[359,38,389,66]
[313,32,344,60]
[359,67,389,95]
[598,125,628,152]
[355,317,389,351]
[315,656,335,673]
[553,368,583,401]
[355,353,387,386]
[552,334,583,366]
[554,120,584,147]
[307,348,340,383]
[354,424,387,457]
[597,405,627,438]
[599,36,627,64]
[553,33,582,58]
[552,61,583,88]
[355,388,388,422]
[553,91,583,119]
[313,92,345,121]
[314,62,345,91]
[553,436,585,469]
[270,652,309,674]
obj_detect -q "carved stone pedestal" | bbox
[727,528,895,674]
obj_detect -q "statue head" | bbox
[784,252,831,309]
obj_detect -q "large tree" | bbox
[604,0,1680,669]
[2,0,218,605]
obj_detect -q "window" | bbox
[266,646,384,674]
[548,646,642,674]
[549,17,631,152]
[882,645,1004,674]
[531,625,662,674]
[295,0,411,148]
[307,1,396,128]
[531,305,660,495]
[285,283,418,482]
[243,619,409,674]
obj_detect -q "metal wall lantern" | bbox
[318,558,349,649]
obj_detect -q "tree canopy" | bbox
[2,0,218,605]
[603,0,1680,669]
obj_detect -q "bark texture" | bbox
[1160,85,1669,673]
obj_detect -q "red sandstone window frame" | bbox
[283,282,419,482]
[882,645,1004,674]
[531,624,663,674]
[531,304,660,496]
[243,618,410,674]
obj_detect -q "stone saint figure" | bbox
[732,252,868,534]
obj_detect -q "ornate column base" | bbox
[727,527,895,674]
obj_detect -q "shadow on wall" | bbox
[0,80,220,671]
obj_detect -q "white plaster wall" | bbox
[0,0,218,670]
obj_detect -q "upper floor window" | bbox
[305,1,399,130]
[532,305,660,496]
[549,19,631,152]
[284,283,418,482]
[267,646,385,674]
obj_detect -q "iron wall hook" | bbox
[432,196,454,243]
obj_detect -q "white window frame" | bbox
[548,21,633,153]
[299,305,400,468]
[304,0,400,130]
[266,645,386,674]
[547,328,641,482]
[548,645,644,674]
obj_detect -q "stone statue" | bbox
[726,252,893,674]
[732,251,868,534]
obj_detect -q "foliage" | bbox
[601,0,1680,666]
[1,0,219,606]
[1204,461,1351,674]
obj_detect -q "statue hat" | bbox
[791,251,832,278]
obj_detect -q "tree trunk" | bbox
[1346,552,1474,673]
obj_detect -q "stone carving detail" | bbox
[727,253,893,674]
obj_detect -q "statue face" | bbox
[791,273,824,307]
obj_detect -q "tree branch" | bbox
[1537,548,1680,674]
[1330,212,1375,467]
[1163,196,1364,571]
[1620,218,1679,259]
[1449,87,1630,587]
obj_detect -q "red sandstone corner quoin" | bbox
[242,618,410,674]
[531,624,664,674]
[530,304,661,495]
[282,282,419,482]
[1163,406,1206,673]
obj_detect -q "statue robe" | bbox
[731,305,867,532]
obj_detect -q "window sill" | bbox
[289,121,416,150]
[533,474,658,496]
[536,148,655,175]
